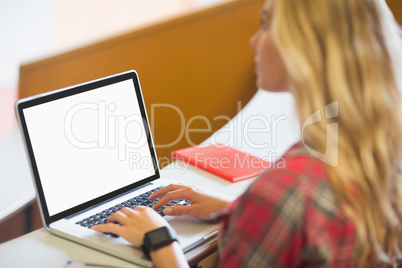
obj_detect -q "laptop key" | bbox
[76,186,186,232]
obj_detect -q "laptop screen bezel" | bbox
[16,70,161,226]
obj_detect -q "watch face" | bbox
[149,228,169,244]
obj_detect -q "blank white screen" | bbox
[23,79,156,216]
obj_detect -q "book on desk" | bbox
[172,143,270,182]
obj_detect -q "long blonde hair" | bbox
[272,0,402,266]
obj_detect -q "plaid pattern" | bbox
[218,143,356,267]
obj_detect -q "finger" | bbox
[106,210,129,224]
[135,205,163,218]
[91,222,123,235]
[133,205,148,212]
[152,188,193,210]
[149,184,187,199]
[149,184,183,199]
[163,205,194,217]
[120,207,139,216]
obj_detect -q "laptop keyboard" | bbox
[75,186,190,236]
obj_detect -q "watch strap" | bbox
[142,226,178,259]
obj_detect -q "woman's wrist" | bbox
[149,241,189,268]
[149,240,179,258]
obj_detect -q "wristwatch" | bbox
[141,226,179,259]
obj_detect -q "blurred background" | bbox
[0,0,234,243]
[0,0,401,245]
[0,0,226,138]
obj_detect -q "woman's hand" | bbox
[150,184,233,221]
[91,206,168,248]
[91,206,189,267]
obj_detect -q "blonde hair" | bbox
[272,0,402,266]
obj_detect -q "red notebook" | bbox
[171,143,270,182]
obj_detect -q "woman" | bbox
[92,0,402,266]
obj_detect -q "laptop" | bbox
[15,70,219,267]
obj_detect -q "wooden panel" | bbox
[19,0,263,167]
[0,202,42,243]
[0,208,25,243]
[387,0,402,25]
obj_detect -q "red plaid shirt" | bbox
[218,143,356,267]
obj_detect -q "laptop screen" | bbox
[18,71,159,221]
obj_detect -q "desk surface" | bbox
[0,89,300,267]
